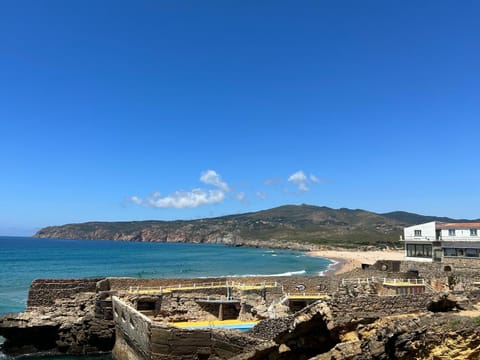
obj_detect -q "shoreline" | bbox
[320,257,345,276]
[17,235,406,279]
[310,249,405,275]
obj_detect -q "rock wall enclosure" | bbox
[3,259,480,359]
[27,278,101,307]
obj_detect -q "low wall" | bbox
[150,322,262,359]
[112,296,152,360]
[111,296,263,360]
[443,257,480,270]
[328,293,435,325]
[27,278,102,307]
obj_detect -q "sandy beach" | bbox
[309,249,405,275]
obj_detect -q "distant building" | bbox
[403,221,480,262]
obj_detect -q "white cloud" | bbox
[235,192,246,201]
[310,174,319,183]
[288,170,309,192]
[129,170,230,209]
[128,196,143,205]
[200,170,230,192]
[256,191,267,199]
[147,189,225,208]
[287,171,320,192]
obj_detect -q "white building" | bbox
[403,221,480,262]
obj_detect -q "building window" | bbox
[444,248,457,257]
[448,229,456,236]
[465,248,480,257]
[406,244,432,258]
[471,229,478,236]
[414,230,422,237]
[443,248,480,257]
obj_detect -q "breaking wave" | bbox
[231,270,307,277]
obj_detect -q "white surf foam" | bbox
[318,259,338,276]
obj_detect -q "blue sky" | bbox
[1,1,479,236]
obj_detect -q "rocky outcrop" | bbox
[0,282,115,357]
[234,301,480,360]
[232,301,337,360]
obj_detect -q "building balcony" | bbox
[402,236,436,242]
[439,236,480,242]
[403,235,480,242]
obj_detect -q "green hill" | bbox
[34,204,473,249]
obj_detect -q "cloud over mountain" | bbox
[287,170,319,192]
[128,170,230,209]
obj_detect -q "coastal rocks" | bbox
[427,293,471,312]
[232,289,480,360]
[234,301,338,360]
[0,321,60,355]
[248,316,294,340]
[0,292,115,357]
[310,312,480,360]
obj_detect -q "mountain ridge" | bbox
[34,204,477,249]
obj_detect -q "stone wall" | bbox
[327,293,435,326]
[337,260,480,293]
[443,257,480,271]
[112,296,152,360]
[27,279,102,308]
[399,260,480,291]
[131,288,273,322]
[112,296,264,360]
[156,292,236,322]
[149,324,264,360]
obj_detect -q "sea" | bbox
[0,236,332,359]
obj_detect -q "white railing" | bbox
[382,278,425,285]
[402,236,436,242]
[341,277,376,285]
[439,236,480,242]
[404,235,480,242]
[340,277,427,286]
[284,292,328,298]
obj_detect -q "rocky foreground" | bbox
[2,272,480,359]
[238,297,480,359]
[0,291,114,356]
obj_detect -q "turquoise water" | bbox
[181,323,257,331]
[0,236,331,359]
[0,236,331,315]
[7,356,112,360]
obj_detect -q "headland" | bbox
[33,204,454,250]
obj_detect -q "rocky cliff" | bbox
[34,204,467,248]
[236,293,480,360]
[0,279,115,357]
